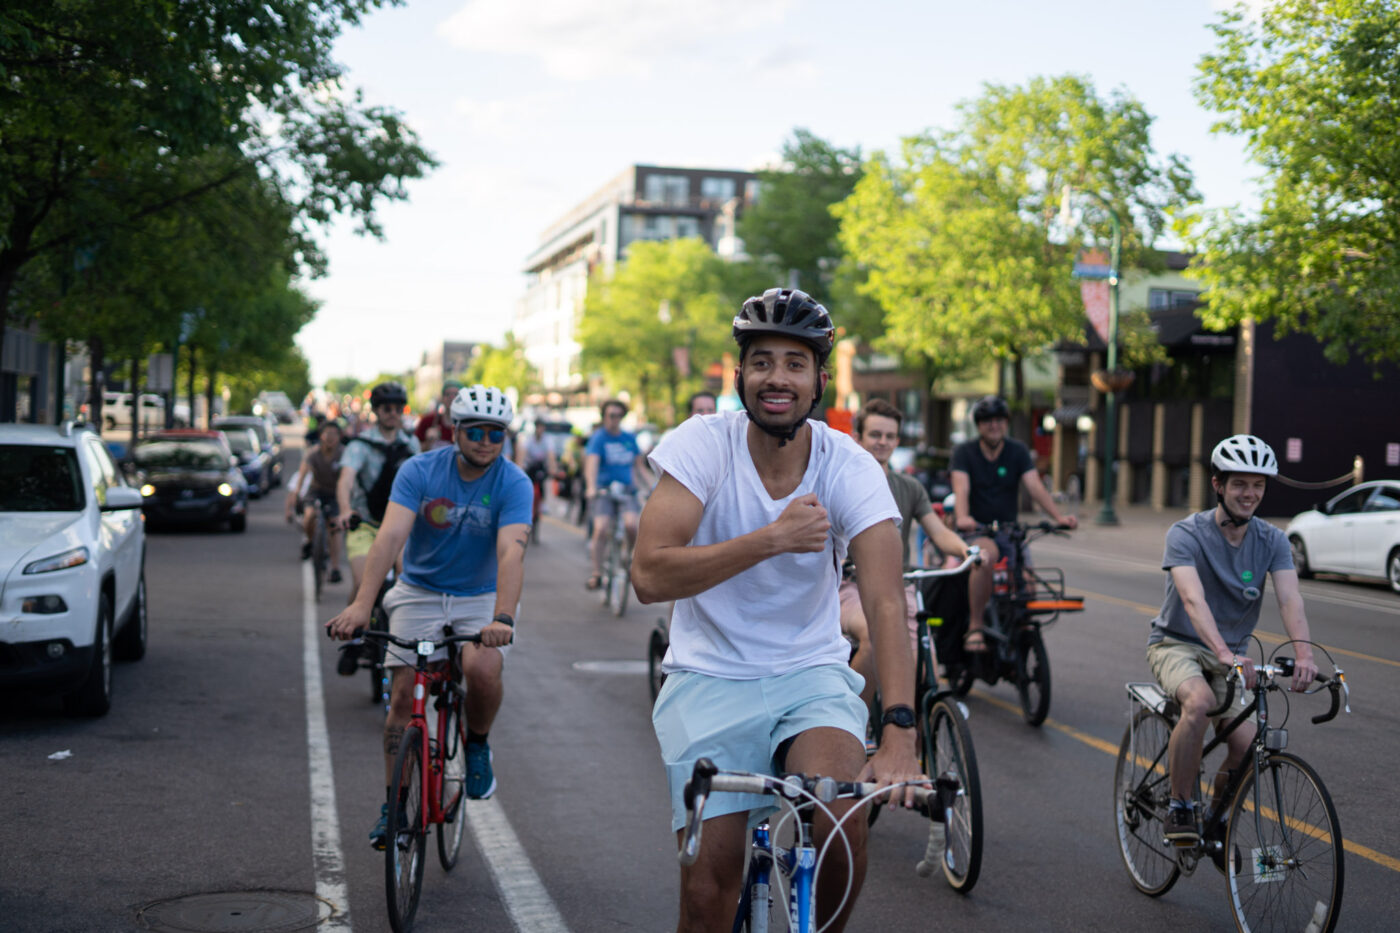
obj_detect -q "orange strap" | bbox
[1023,599,1084,612]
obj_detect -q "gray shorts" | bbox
[381,581,507,668]
[591,490,639,521]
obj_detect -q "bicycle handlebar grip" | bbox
[1206,675,1237,717]
[1312,677,1342,725]
[678,759,718,867]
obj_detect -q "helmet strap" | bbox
[735,376,817,448]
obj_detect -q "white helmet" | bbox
[450,384,513,427]
[1211,434,1278,476]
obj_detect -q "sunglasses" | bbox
[459,425,505,444]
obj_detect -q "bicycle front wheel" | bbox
[1014,626,1051,726]
[386,726,427,933]
[924,697,983,892]
[437,689,468,870]
[1113,709,1180,896]
[1226,752,1343,933]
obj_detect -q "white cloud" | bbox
[452,91,563,139]
[438,0,796,80]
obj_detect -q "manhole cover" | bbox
[138,891,331,933]
[571,659,648,675]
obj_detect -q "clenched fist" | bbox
[772,493,830,554]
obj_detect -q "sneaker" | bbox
[466,741,496,799]
[1165,805,1199,845]
[328,568,343,584]
[301,541,312,560]
[369,803,389,850]
[336,641,361,676]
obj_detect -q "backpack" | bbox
[921,574,972,665]
[352,436,414,523]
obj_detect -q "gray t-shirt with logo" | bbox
[1148,510,1293,653]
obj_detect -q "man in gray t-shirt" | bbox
[1145,435,1318,845]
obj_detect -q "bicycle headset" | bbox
[731,287,835,447]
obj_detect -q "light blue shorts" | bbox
[652,664,867,832]
[381,581,506,668]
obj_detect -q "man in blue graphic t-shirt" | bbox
[328,384,532,849]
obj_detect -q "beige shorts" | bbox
[1146,636,1250,729]
[838,579,919,655]
[381,581,506,669]
[345,522,377,561]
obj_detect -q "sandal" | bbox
[962,630,989,653]
[585,574,602,591]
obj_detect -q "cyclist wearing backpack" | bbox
[335,381,420,603]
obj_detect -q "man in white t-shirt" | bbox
[633,287,925,933]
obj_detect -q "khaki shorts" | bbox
[345,522,377,561]
[1146,637,1250,729]
[380,581,506,668]
[838,579,919,655]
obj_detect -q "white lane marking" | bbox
[303,561,352,930]
[467,796,571,932]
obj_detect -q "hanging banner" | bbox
[1073,248,1112,344]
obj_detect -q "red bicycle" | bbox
[354,625,504,932]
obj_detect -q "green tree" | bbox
[836,75,1195,405]
[0,1,436,388]
[578,239,737,426]
[465,333,536,399]
[1180,0,1400,366]
[737,129,862,307]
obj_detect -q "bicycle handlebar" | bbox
[903,547,983,582]
[328,626,511,652]
[970,519,1073,540]
[679,757,936,867]
[1208,657,1349,724]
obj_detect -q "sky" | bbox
[296,0,1262,385]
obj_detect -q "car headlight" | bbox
[23,546,90,574]
[218,483,234,497]
[140,484,155,496]
[22,595,68,614]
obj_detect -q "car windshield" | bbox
[133,441,228,470]
[223,431,255,454]
[0,444,85,511]
[218,420,268,444]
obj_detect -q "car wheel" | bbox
[230,513,247,533]
[114,572,148,661]
[65,595,113,717]
[1388,547,1400,596]
[1289,535,1313,579]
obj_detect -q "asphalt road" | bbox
[2,437,1397,932]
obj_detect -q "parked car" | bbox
[129,434,249,532]
[219,425,272,497]
[255,390,298,424]
[0,422,147,716]
[101,391,166,432]
[1285,480,1400,593]
[213,414,284,488]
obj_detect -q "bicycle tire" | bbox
[599,534,616,609]
[1226,752,1343,933]
[1113,709,1180,896]
[386,727,427,933]
[647,625,668,702]
[437,689,468,870]
[925,698,983,893]
[1015,626,1051,726]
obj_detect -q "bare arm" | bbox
[951,470,973,531]
[284,459,311,518]
[325,501,415,638]
[335,464,356,527]
[1021,469,1076,528]
[630,473,830,604]
[483,522,530,648]
[583,452,600,499]
[1271,569,1318,690]
[918,511,968,560]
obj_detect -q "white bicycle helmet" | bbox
[450,384,514,427]
[1210,434,1278,476]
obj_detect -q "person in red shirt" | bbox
[414,379,462,451]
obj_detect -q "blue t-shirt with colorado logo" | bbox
[586,428,640,488]
[389,445,533,596]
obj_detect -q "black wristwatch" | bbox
[492,613,515,628]
[880,705,916,730]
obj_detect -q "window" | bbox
[643,174,689,206]
[1148,288,1200,310]
[1364,486,1400,512]
[701,177,736,202]
[675,216,700,238]
[745,179,761,204]
[1327,487,1371,515]
[0,444,83,511]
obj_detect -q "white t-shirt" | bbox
[648,411,899,679]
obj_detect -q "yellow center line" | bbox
[1077,588,1400,669]
[971,689,1400,873]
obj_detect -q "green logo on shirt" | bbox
[482,495,491,505]
[996,466,1007,478]
[1241,570,1254,583]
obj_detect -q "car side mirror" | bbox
[102,486,145,511]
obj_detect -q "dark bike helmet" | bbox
[970,395,1011,424]
[369,381,408,409]
[732,288,836,365]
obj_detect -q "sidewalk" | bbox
[1032,501,1290,567]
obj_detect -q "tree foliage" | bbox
[1180,0,1400,366]
[836,75,1195,399]
[578,239,740,425]
[465,333,537,400]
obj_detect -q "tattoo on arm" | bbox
[384,724,404,758]
[511,533,529,554]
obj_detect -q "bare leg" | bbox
[460,644,504,734]
[965,536,999,643]
[674,812,748,933]
[384,666,415,785]
[784,727,868,932]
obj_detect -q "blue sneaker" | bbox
[466,741,496,799]
[369,803,389,850]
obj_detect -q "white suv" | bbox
[0,422,147,715]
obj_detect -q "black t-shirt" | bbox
[951,437,1034,523]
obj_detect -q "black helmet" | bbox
[971,395,1010,424]
[733,288,836,363]
[369,381,408,409]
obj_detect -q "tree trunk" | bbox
[128,356,142,449]
[88,337,105,429]
[204,360,217,430]
[187,345,198,428]
[1011,352,1027,443]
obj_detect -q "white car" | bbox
[0,422,147,715]
[1285,480,1400,594]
